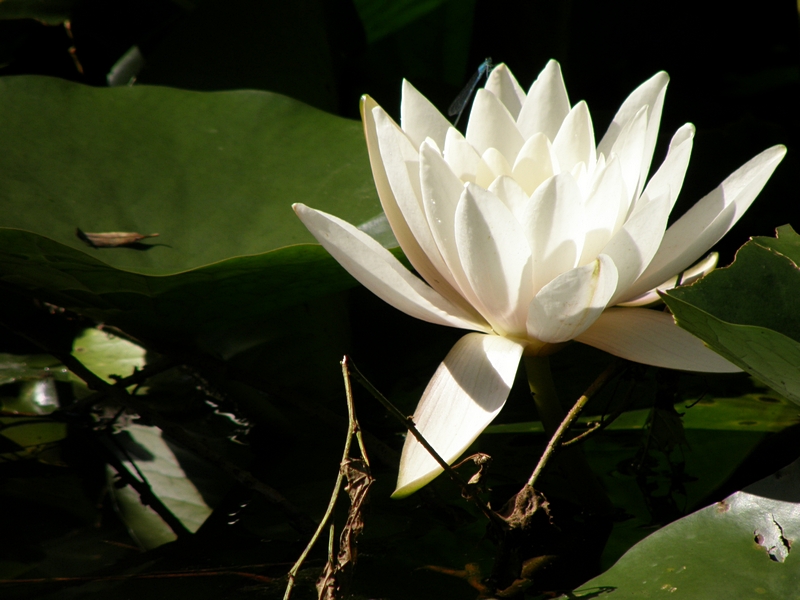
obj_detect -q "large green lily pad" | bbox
[567,458,800,598]
[0,76,381,341]
[664,226,800,405]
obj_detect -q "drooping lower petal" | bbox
[622,145,786,301]
[294,204,489,332]
[574,307,740,372]
[393,333,525,498]
[527,254,618,343]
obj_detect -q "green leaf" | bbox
[71,328,146,385]
[109,424,228,550]
[0,0,77,23]
[0,76,381,341]
[568,458,800,598]
[664,226,800,404]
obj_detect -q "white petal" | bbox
[520,173,584,294]
[622,145,787,301]
[575,307,740,372]
[598,71,669,198]
[517,59,571,141]
[485,63,526,120]
[393,333,525,498]
[420,141,484,308]
[363,97,447,297]
[604,189,673,306]
[477,147,513,187]
[607,105,648,213]
[466,89,525,164]
[443,126,481,183]
[552,101,597,174]
[527,255,618,343]
[618,252,718,307]
[577,156,628,265]
[294,204,489,331]
[372,105,472,308]
[455,184,533,336]
[639,123,695,212]
[489,175,529,221]
[401,79,453,151]
[512,133,559,195]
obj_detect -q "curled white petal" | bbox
[393,333,525,498]
[575,307,740,372]
[528,255,619,343]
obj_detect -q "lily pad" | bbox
[567,457,800,598]
[0,76,380,341]
[664,226,800,405]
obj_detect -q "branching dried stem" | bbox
[12,328,317,536]
[347,358,501,527]
[561,374,635,447]
[527,360,622,489]
[284,356,373,600]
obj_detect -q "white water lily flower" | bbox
[294,60,785,498]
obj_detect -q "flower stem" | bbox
[523,355,613,514]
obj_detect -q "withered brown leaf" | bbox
[76,228,159,248]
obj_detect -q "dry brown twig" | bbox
[284,356,374,600]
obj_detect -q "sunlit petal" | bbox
[485,63,526,120]
[489,175,529,221]
[623,145,786,301]
[528,255,618,343]
[598,71,669,198]
[456,184,533,335]
[294,204,488,331]
[517,59,570,141]
[604,189,673,305]
[401,79,453,151]
[466,89,525,164]
[553,101,596,174]
[575,307,740,372]
[520,173,584,294]
[443,126,482,183]
[639,123,695,212]
[512,133,559,195]
[619,253,718,307]
[393,333,525,498]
